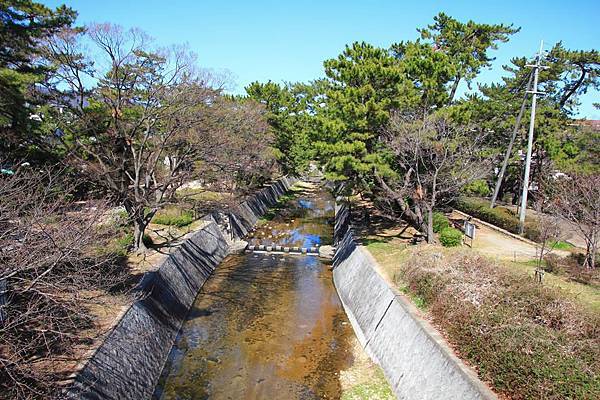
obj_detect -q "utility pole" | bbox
[490,72,534,208]
[518,41,547,234]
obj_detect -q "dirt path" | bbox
[500,204,586,248]
[449,211,570,261]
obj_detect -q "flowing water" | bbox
[153,185,358,400]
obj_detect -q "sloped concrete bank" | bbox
[69,177,297,400]
[332,202,497,400]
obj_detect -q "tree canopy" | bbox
[0,0,77,156]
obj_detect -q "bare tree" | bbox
[0,168,127,399]
[43,24,232,251]
[376,114,490,242]
[553,173,600,269]
[532,201,562,272]
[200,97,276,193]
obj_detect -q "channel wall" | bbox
[332,202,497,400]
[69,176,296,400]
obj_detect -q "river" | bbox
[153,183,372,399]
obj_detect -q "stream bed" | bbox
[153,184,377,399]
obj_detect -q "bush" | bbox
[454,197,541,242]
[397,248,600,400]
[153,209,194,227]
[462,179,491,197]
[432,212,450,233]
[542,254,564,274]
[439,227,462,247]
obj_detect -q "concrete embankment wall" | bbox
[333,202,497,400]
[228,176,296,239]
[70,177,297,400]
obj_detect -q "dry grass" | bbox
[369,244,600,399]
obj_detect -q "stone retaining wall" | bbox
[227,176,296,239]
[333,202,497,400]
[69,177,296,400]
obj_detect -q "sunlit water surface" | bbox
[153,187,355,400]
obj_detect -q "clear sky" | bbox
[41,0,600,118]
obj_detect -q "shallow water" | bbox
[153,187,356,400]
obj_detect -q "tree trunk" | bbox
[133,218,148,253]
[394,198,427,236]
[426,207,435,244]
[559,64,586,109]
[448,75,461,103]
[585,231,597,270]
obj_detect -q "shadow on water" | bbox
[153,187,355,400]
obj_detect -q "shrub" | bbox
[439,227,462,247]
[454,197,541,242]
[432,212,450,233]
[153,209,194,227]
[462,179,491,197]
[396,248,600,399]
[542,253,564,274]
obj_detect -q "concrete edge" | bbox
[333,202,498,400]
[65,219,216,381]
[357,245,498,399]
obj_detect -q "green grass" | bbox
[363,239,410,285]
[342,369,395,400]
[257,191,299,222]
[97,231,133,257]
[176,188,225,202]
[549,240,576,251]
[152,207,195,227]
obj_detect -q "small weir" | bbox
[245,244,321,255]
[152,184,369,399]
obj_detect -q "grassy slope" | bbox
[364,240,600,400]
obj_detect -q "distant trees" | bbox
[294,13,598,243]
[299,14,514,239]
[245,80,319,174]
[315,42,412,189]
[454,42,600,204]
[416,12,519,102]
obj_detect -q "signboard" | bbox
[463,221,476,248]
[464,221,476,239]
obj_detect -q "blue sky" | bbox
[42,0,600,118]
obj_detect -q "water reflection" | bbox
[154,187,354,400]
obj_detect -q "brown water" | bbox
[153,186,355,400]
